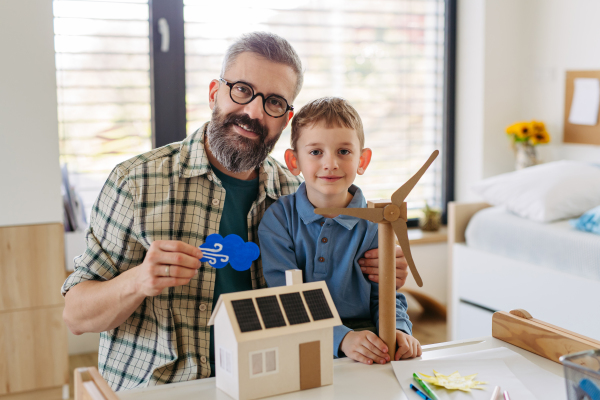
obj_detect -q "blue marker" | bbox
[580,379,600,400]
[410,383,432,400]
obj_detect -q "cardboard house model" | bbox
[208,270,342,400]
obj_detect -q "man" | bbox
[62,32,410,391]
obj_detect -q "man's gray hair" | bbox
[221,32,304,101]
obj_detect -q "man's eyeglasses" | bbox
[218,78,293,118]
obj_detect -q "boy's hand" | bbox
[394,330,422,360]
[359,246,409,289]
[340,331,391,365]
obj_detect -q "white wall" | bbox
[0,0,62,227]
[455,0,600,202]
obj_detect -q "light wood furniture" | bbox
[0,223,69,397]
[447,201,600,343]
[74,367,118,400]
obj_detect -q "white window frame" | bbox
[248,347,279,378]
[218,346,233,376]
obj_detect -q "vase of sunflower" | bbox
[506,120,551,170]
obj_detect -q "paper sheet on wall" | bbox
[569,78,600,126]
[392,348,565,400]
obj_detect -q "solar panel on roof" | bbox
[279,292,310,325]
[231,299,262,332]
[256,296,286,329]
[303,289,334,321]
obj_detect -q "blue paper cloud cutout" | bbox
[199,233,260,271]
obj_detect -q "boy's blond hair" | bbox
[290,97,364,150]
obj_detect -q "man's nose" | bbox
[242,96,264,120]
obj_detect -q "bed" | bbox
[448,202,600,342]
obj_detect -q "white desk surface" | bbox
[117,336,565,400]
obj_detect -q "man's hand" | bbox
[359,246,409,289]
[132,241,204,297]
[340,331,391,365]
[394,330,422,360]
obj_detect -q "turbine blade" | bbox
[314,207,385,223]
[391,150,439,206]
[391,219,423,287]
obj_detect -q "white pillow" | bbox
[471,160,600,222]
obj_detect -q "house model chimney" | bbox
[285,269,303,286]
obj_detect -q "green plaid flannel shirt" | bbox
[61,123,302,391]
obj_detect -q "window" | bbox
[249,348,279,377]
[54,0,455,219]
[53,0,152,217]
[184,0,447,209]
[219,347,233,375]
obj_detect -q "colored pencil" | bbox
[410,383,432,400]
[413,373,439,400]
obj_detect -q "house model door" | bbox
[299,341,321,390]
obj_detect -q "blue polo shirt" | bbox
[258,182,412,357]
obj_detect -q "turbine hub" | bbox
[383,204,401,222]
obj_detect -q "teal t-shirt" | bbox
[209,165,259,376]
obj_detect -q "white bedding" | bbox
[465,206,600,281]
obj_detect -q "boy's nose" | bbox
[242,97,264,121]
[323,154,339,170]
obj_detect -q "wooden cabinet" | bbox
[0,223,68,397]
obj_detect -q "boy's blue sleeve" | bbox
[367,234,413,336]
[333,326,352,358]
[258,199,350,357]
[258,200,299,288]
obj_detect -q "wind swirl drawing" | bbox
[199,233,260,271]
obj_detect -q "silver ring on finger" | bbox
[165,265,170,277]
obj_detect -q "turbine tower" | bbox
[315,150,439,359]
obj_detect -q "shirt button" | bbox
[212,199,220,206]
[320,221,325,226]
[207,175,213,181]
[199,303,207,311]
[321,237,328,243]
[201,356,207,363]
[318,257,325,262]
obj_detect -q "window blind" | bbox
[53,0,152,216]
[184,0,445,208]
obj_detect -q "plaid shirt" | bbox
[62,123,302,391]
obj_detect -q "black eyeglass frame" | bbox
[218,78,294,118]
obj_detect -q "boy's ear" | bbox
[284,149,301,176]
[357,148,372,175]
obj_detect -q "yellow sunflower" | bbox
[506,122,533,139]
[530,129,551,145]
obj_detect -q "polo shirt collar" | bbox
[179,123,282,201]
[297,183,367,230]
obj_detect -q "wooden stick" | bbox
[379,222,397,360]
[492,310,600,363]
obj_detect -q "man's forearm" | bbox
[63,268,146,335]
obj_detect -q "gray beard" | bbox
[207,104,282,173]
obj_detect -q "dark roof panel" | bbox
[256,295,287,329]
[279,292,310,325]
[303,288,334,321]
[231,299,262,332]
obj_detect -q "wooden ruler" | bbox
[492,309,600,364]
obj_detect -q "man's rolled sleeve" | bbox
[62,166,143,296]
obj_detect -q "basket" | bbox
[560,349,600,400]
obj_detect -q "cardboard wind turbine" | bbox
[314,150,439,359]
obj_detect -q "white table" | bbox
[118,336,566,400]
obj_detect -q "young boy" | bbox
[258,97,421,365]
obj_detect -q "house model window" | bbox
[219,347,232,375]
[249,348,278,377]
